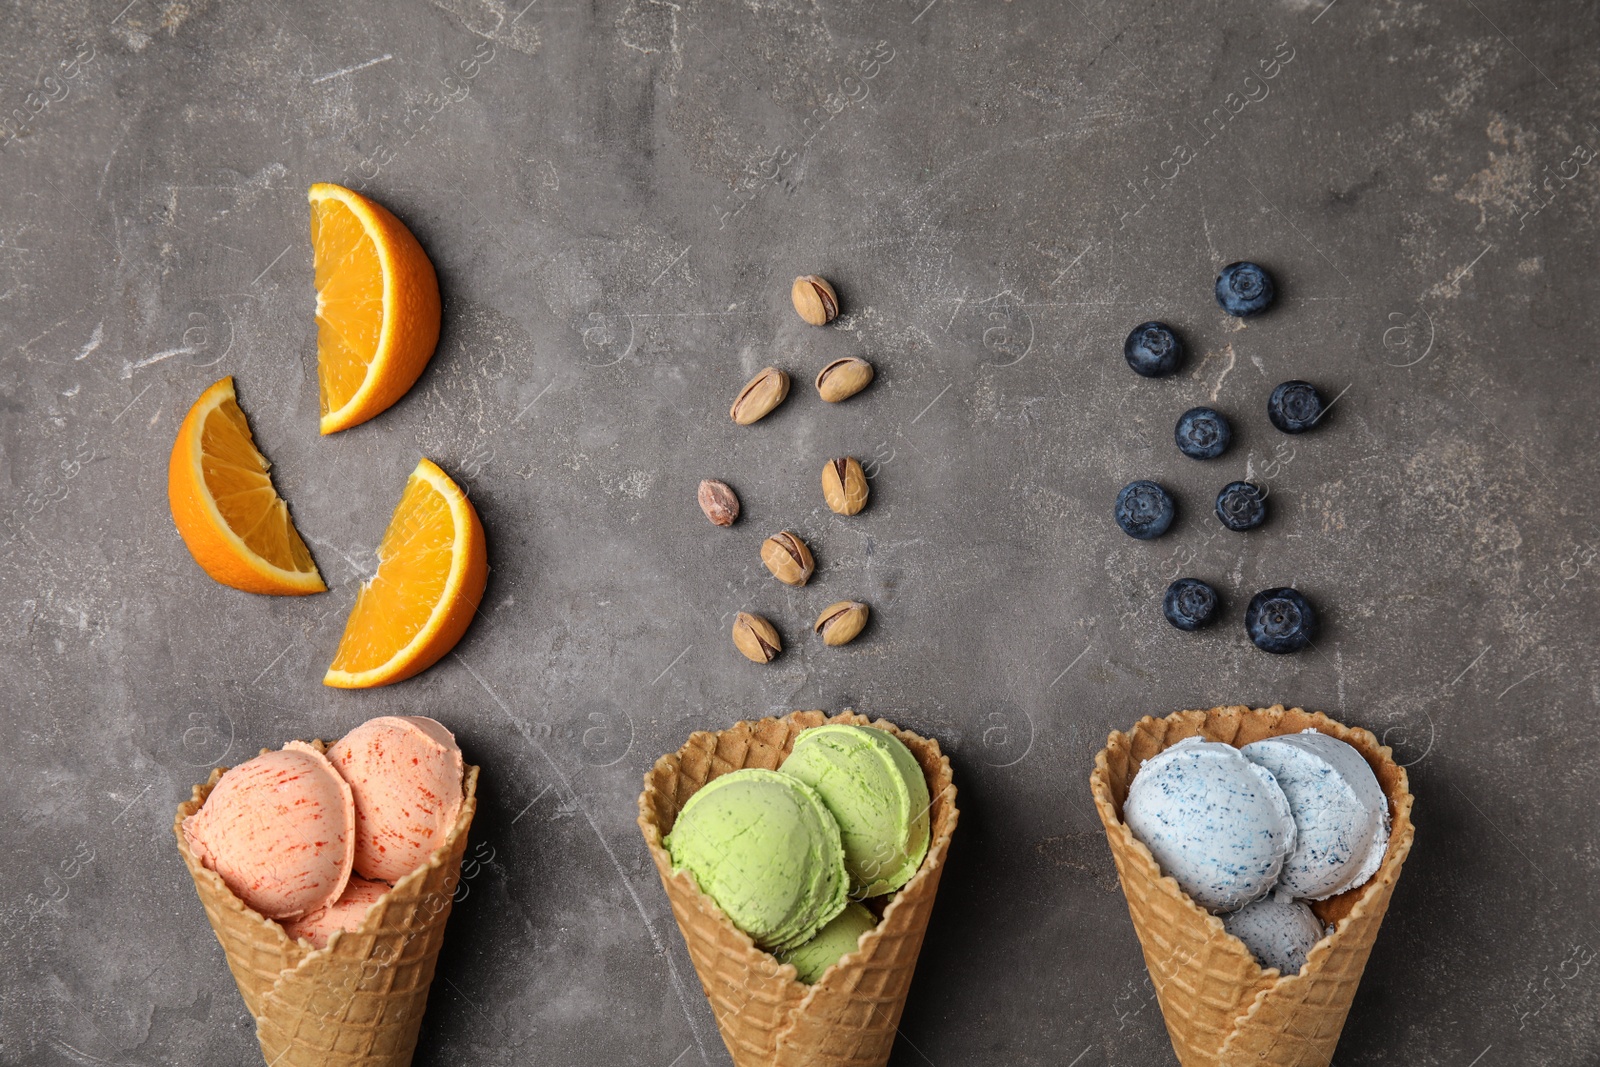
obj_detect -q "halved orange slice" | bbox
[310,183,441,435]
[324,459,487,688]
[167,376,326,595]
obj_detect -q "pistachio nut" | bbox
[791,274,839,326]
[814,601,869,646]
[730,367,790,425]
[821,457,869,516]
[697,479,740,527]
[732,612,782,663]
[814,357,874,403]
[760,531,815,586]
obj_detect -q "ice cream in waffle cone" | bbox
[1091,704,1415,1067]
[638,710,958,1067]
[175,740,478,1067]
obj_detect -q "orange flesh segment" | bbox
[312,197,383,419]
[203,395,318,575]
[328,471,454,674]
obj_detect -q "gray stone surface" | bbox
[2,0,1598,1064]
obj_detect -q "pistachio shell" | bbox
[730,367,790,425]
[732,612,782,663]
[821,457,869,516]
[760,531,814,586]
[791,275,839,326]
[814,601,869,646]
[815,357,874,403]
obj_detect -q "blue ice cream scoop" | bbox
[1123,737,1297,913]
[1240,730,1390,900]
[1224,890,1327,975]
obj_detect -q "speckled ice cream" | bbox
[1241,730,1390,900]
[280,876,389,949]
[664,768,848,953]
[1224,890,1328,975]
[328,715,466,884]
[1123,737,1296,913]
[779,724,931,898]
[778,900,878,984]
[181,741,356,921]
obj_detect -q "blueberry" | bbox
[1215,481,1267,531]
[1163,578,1219,631]
[1215,261,1276,317]
[1245,588,1318,653]
[1267,380,1326,434]
[1123,321,1185,378]
[1174,407,1232,460]
[1115,480,1175,540]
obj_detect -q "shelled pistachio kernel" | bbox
[732,612,781,663]
[730,367,790,425]
[791,275,839,326]
[821,457,869,516]
[697,479,740,527]
[815,357,874,403]
[760,531,814,586]
[814,601,869,646]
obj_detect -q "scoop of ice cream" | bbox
[328,716,465,883]
[280,876,390,949]
[1223,890,1327,975]
[1123,736,1296,913]
[778,724,931,897]
[1240,730,1390,899]
[182,741,355,920]
[778,901,877,984]
[664,768,848,953]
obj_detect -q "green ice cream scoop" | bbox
[664,768,848,953]
[779,724,931,897]
[778,901,877,984]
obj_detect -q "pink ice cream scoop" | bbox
[182,741,355,920]
[280,876,390,949]
[328,716,465,883]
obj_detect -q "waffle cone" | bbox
[638,710,958,1067]
[174,742,479,1067]
[1091,705,1415,1067]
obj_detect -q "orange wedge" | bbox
[168,377,326,595]
[310,182,441,435]
[324,458,487,688]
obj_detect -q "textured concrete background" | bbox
[3,0,1598,1064]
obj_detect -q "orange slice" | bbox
[167,376,326,595]
[310,182,441,435]
[324,458,487,688]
